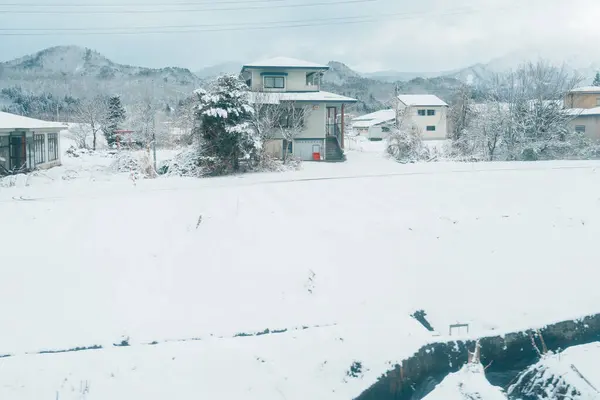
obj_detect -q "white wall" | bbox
[297,103,325,139]
[569,115,600,140]
[249,69,319,92]
[398,104,448,140]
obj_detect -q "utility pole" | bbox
[152,115,157,173]
[151,78,157,173]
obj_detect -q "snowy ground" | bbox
[1,134,600,399]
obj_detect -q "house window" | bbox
[34,133,45,165]
[417,110,426,116]
[427,109,436,116]
[264,76,285,89]
[306,72,320,87]
[597,97,600,106]
[0,136,9,169]
[381,126,391,132]
[426,126,436,131]
[575,125,586,133]
[48,133,58,161]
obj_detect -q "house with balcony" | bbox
[0,111,65,175]
[396,94,448,140]
[564,86,600,139]
[241,57,357,161]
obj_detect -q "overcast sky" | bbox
[0,0,598,72]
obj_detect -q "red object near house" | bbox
[312,152,321,161]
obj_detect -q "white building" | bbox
[0,111,65,174]
[396,94,449,140]
[564,86,600,140]
[242,57,357,161]
[351,109,396,140]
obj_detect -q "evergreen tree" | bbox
[194,75,259,175]
[593,72,600,87]
[105,96,126,146]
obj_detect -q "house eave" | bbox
[242,65,330,73]
[0,127,63,134]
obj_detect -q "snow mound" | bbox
[424,362,507,400]
[508,344,600,400]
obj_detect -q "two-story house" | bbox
[241,57,357,161]
[565,86,600,139]
[396,94,449,140]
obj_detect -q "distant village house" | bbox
[0,111,64,174]
[565,86,600,139]
[351,94,449,141]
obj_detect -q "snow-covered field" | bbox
[1,134,600,399]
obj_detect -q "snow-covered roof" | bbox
[242,57,329,71]
[566,106,600,116]
[0,111,66,132]
[397,94,448,107]
[249,90,356,104]
[352,109,396,128]
[569,86,600,93]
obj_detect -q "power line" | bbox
[0,12,377,31]
[0,0,287,6]
[0,8,469,31]
[0,6,514,36]
[0,0,375,14]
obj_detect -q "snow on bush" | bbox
[423,362,508,400]
[0,173,30,188]
[158,145,204,177]
[386,109,431,163]
[109,151,156,179]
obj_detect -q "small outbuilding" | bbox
[0,111,65,174]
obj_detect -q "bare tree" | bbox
[275,101,311,163]
[129,97,157,148]
[248,91,286,142]
[386,106,428,163]
[448,83,477,156]
[72,96,108,150]
[465,61,585,161]
[171,96,197,145]
[248,92,310,164]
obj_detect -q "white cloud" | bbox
[0,0,598,72]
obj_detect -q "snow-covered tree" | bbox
[448,84,478,157]
[386,106,429,163]
[105,96,126,146]
[128,97,159,148]
[72,95,107,150]
[171,96,197,145]
[593,72,600,87]
[194,75,259,175]
[460,61,585,161]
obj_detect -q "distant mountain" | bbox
[442,49,600,85]
[362,70,455,83]
[195,62,242,79]
[322,61,467,114]
[0,46,201,105]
